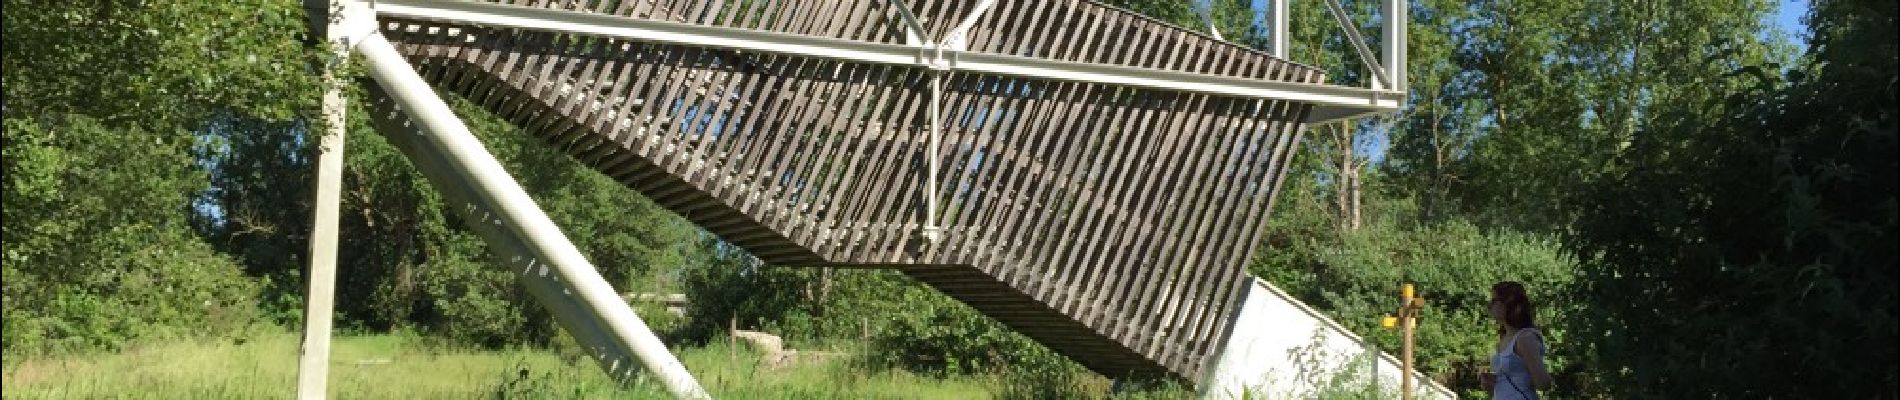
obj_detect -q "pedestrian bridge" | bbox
[304,0,1449,398]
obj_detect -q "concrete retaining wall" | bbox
[1203,278,1459,400]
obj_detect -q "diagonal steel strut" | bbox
[356,32,711,399]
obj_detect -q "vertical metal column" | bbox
[890,0,944,242]
[924,70,944,242]
[354,34,709,399]
[296,2,367,398]
[1382,0,1408,93]
[1271,0,1290,58]
[295,46,345,400]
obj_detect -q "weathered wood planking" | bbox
[376,0,1321,382]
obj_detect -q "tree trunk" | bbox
[1334,124,1361,232]
[816,267,833,318]
[1430,108,1448,222]
[1350,161,1362,230]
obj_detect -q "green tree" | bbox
[1440,0,1784,233]
[2,116,265,355]
[1260,0,1820,397]
[1254,192,1580,397]
[2,0,319,355]
[198,88,699,345]
[1563,0,1896,396]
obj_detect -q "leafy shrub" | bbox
[3,115,265,355]
[1253,203,1579,397]
[1563,0,1897,395]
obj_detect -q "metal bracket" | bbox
[1321,0,1392,90]
[1266,0,1407,93]
[326,0,380,53]
[889,0,931,46]
[940,0,997,51]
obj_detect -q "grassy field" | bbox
[0,332,1009,399]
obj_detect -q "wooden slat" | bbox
[378,0,1330,380]
[1126,38,1217,359]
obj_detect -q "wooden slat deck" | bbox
[376,0,1320,382]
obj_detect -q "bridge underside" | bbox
[376,0,1320,381]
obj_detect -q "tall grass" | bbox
[0,331,1007,399]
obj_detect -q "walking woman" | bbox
[1481,281,1552,399]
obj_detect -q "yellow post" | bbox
[1401,311,1415,400]
[1386,282,1420,400]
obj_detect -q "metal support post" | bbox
[886,0,945,243]
[1201,1,1226,42]
[1276,0,1292,57]
[923,71,944,242]
[296,1,371,398]
[1382,0,1408,93]
[354,34,709,399]
[1271,0,1290,58]
[296,41,346,400]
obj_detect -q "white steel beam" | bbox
[1271,0,1290,58]
[297,33,346,400]
[366,87,651,387]
[297,1,374,398]
[1321,0,1392,90]
[923,72,944,242]
[355,33,710,399]
[887,0,932,46]
[373,0,1401,122]
[1382,0,1408,93]
[1200,1,1226,42]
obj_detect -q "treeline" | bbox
[0,0,1081,392]
[3,0,1893,398]
[3,0,707,352]
[1244,0,1895,398]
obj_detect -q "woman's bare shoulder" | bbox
[1526,327,1546,339]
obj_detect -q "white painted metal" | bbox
[923,72,944,242]
[296,2,374,398]
[943,0,1000,49]
[1271,0,1290,58]
[1200,1,1226,42]
[945,50,1400,107]
[1202,278,1456,400]
[367,95,652,386]
[887,0,932,46]
[296,42,346,400]
[1321,0,1393,90]
[355,34,710,399]
[1383,0,1408,93]
[373,0,1403,122]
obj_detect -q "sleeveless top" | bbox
[1490,328,1544,400]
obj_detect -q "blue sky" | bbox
[1773,0,1812,33]
[1771,0,1812,50]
